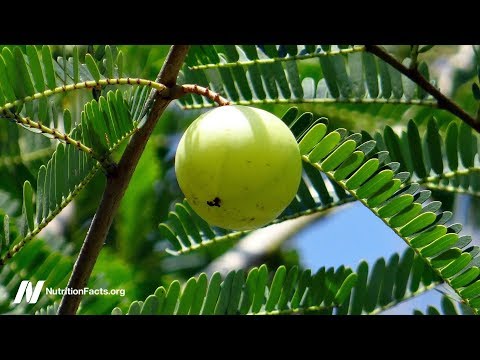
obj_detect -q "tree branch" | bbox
[365,45,480,133]
[58,45,190,315]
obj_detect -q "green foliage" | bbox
[299,121,480,311]
[0,238,73,314]
[0,120,51,200]
[343,249,441,314]
[0,46,120,120]
[413,295,475,315]
[178,45,436,110]
[374,119,480,198]
[114,248,439,315]
[35,302,59,315]
[0,90,142,265]
[113,264,357,315]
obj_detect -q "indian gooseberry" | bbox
[175,105,302,231]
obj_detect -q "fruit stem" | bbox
[181,84,231,106]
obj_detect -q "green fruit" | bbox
[175,105,302,230]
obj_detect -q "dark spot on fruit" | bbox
[207,197,221,207]
[247,160,252,164]
[250,217,255,221]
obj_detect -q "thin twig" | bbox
[181,84,231,106]
[57,45,190,315]
[0,78,167,114]
[365,45,480,134]
[0,165,101,267]
[5,111,117,172]
[181,97,438,110]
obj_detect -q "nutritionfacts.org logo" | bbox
[13,280,46,304]
[12,280,126,305]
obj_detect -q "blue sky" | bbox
[288,202,444,315]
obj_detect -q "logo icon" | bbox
[13,280,45,304]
